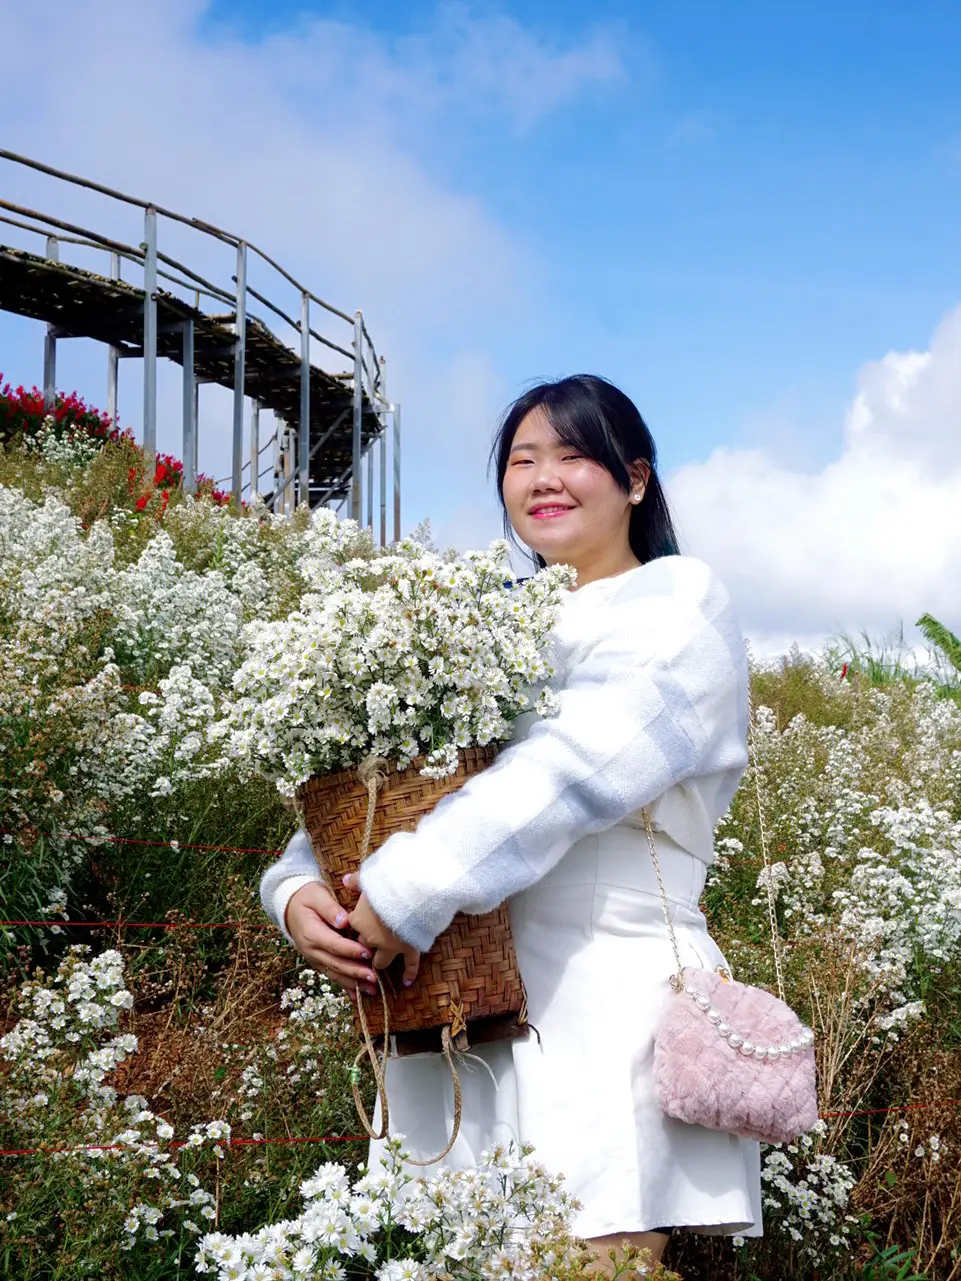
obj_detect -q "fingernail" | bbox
[403,978,414,988]
[335,912,348,927]
[359,950,371,961]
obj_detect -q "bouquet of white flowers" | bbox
[217,528,574,1137]
[214,535,573,796]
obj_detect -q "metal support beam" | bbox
[43,236,59,413]
[193,378,199,481]
[181,319,196,494]
[351,311,364,522]
[282,422,295,513]
[316,460,355,506]
[299,292,310,508]
[106,251,120,426]
[142,207,157,456]
[393,402,401,543]
[232,241,247,507]
[272,419,284,514]
[377,356,388,546]
[250,400,260,500]
[380,415,387,546]
[366,442,374,531]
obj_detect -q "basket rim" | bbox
[296,743,500,794]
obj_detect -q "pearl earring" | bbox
[631,492,642,504]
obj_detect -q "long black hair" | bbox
[489,374,680,567]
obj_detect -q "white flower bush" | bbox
[194,1136,586,1281]
[23,413,105,468]
[4,443,961,1277]
[213,540,573,795]
[110,532,245,688]
[752,1124,858,1263]
[716,671,961,1033]
[225,968,353,1128]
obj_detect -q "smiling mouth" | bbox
[529,505,574,520]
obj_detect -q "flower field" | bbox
[1,388,960,1280]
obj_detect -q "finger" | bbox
[300,922,371,962]
[291,882,351,930]
[343,872,358,892]
[372,946,400,971]
[302,949,379,992]
[312,894,349,931]
[401,948,420,988]
[290,904,371,960]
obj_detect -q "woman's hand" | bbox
[346,874,420,986]
[285,881,380,998]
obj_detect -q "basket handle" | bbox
[350,756,464,1165]
[352,974,463,1166]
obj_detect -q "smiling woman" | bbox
[264,374,762,1276]
[492,374,680,584]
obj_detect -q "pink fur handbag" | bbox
[643,805,819,1145]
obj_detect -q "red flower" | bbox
[135,495,149,511]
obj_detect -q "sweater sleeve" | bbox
[259,828,325,943]
[359,557,749,952]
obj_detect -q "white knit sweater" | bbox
[260,555,749,951]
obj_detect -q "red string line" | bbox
[0,828,283,858]
[2,1100,959,1159]
[819,1098,961,1120]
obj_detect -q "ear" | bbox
[629,459,651,501]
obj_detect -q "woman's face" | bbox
[502,407,643,568]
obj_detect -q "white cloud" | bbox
[0,0,621,517]
[669,306,961,648]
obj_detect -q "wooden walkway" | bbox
[0,245,380,498]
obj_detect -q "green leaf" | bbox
[917,612,961,675]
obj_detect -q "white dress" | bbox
[262,556,764,1239]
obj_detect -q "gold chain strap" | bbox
[641,810,686,992]
[643,655,786,1002]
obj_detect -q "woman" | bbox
[261,375,762,1273]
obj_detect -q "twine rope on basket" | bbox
[352,972,464,1166]
[349,755,464,1167]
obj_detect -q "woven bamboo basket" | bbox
[297,746,528,1054]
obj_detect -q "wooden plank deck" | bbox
[0,246,380,499]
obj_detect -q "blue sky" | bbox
[198,0,961,469]
[2,0,961,647]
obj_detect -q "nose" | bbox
[531,462,564,492]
